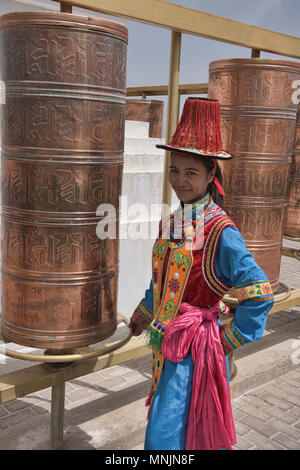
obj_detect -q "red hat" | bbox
[156,97,233,160]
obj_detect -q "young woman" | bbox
[128,98,274,450]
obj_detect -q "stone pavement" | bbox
[232,367,300,450]
[0,341,300,450]
[0,237,299,450]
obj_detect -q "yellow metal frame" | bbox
[126,83,209,97]
[56,0,300,58]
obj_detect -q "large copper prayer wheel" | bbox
[208,58,300,292]
[284,103,300,237]
[125,99,164,138]
[0,12,127,349]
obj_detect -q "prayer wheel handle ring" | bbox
[0,314,133,363]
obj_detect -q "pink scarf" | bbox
[161,301,236,450]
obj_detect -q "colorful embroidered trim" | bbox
[145,346,166,419]
[145,385,155,420]
[152,238,168,314]
[235,282,273,302]
[219,327,234,355]
[219,300,231,316]
[234,279,270,288]
[131,300,154,329]
[202,217,237,295]
[152,346,165,392]
[220,319,247,353]
[148,237,194,352]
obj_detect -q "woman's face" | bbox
[169,152,215,204]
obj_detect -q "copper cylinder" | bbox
[0,12,127,349]
[284,103,300,237]
[125,99,164,138]
[208,58,300,293]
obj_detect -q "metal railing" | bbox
[126,83,208,99]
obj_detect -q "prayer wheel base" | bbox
[0,322,118,351]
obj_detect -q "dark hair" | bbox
[195,156,227,211]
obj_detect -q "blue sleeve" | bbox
[130,279,154,330]
[215,225,274,353]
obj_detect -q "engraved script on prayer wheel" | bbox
[208,58,300,293]
[284,103,300,237]
[125,99,164,138]
[0,12,128,349]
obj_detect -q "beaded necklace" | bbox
[167,192,212,248]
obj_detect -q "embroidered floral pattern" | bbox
[165,300,176,313]
[159,300,176,321]
[237,288,247,300]
[154,244,165,257]
[235,282,273,301]
[160,312,173,321]
[153,268,159,284]
[261,284,273,295]
[168,278,180,293]
[174,252,190,269]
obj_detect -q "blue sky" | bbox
[127,0,300,86]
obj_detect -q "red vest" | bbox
[159,203,237,308]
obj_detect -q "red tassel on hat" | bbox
[213,176,225,196]
[212,158,225,196]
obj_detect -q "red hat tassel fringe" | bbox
[212,158,225,196]
[170,99,222,153]
[213,176,225,196]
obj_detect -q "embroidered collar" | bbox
[179,191,211,210]
[179,192,212,222]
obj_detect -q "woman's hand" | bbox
[128,318,144,336]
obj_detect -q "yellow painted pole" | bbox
[126,83,208,97]
[251,49,260,57]
[60,2,72,12]
[162,31,182,218]
[51,0,300,59]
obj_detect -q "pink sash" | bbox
[161,301,236,450]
